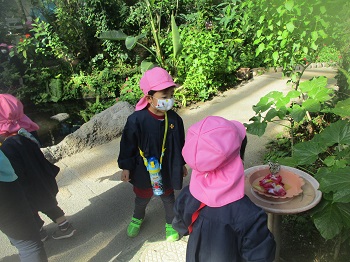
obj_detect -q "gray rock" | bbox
[42,101,134,163]
[51,113,70,122]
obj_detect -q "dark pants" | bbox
[0,181,48,262]
[32,205,65,228]
[8,237,48,262]
[133,191,176,224]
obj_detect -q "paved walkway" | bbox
[0,68,337,262]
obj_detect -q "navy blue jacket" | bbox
[173,186,276,262]
[1,135,60,211]
[118,109,185,190]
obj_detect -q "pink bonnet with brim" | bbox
[182,116,246,207]
[0,94,39,136]
[135,67,177,111]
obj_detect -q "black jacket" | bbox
[1,135,60,211]
[173,186,276,262]
[118,109,185,190]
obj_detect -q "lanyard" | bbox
[139,111,168,170]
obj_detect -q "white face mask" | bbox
[152,97,175,111]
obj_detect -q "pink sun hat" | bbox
[182,116,247,207]
[0,94,39,136]
[135,67,177,111]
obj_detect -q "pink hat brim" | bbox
[189,153,245,207]
[135,97,148,111]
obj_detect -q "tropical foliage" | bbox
[244,1,350,259]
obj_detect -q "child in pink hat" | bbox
[0,94,76,240]
[173,116,276,262]
[118,67,187,241]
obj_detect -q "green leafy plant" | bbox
[118,73,143,105]
[246,71,350,259]
[0,62,21,92]
[216,1,265,69]
[252,0,330,86]
[98,0,182,73]
[316,44,341,66]
[175,26,238,102]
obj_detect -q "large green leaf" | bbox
[319,120,350,146]
[171,14,182,60]
[277,156,298,167]
[244,121,267,136]
[299,76,333,102]
[125,33,147,50]
[286,90,301,99]
[125,36,138,50]
[98,30,127,40]
[266,91,283,100]
[312,202,344,240]
[329,98,350,117]
[337,203,350,227]
[141,61,155,73]
[293,140,326,165]
[253,96,274,113]
[263,91,291,109]
[276,96,291,109]
[315,166,350,203]
[334,190,350,203]
[265,108,278,121]
[302,98,321,112]
[290,104,306,122]
[276,106,288,119]
[299,76,327,92]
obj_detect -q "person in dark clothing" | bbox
[118,67,187,241]
[0,150,48,262]
[172,116,276,262]
[0,94,76,240]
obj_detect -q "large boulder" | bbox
[42,101,134,163]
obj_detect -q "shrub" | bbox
[118,72,143,106]
[175,27,239,102]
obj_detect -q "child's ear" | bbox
[146,95,153,103]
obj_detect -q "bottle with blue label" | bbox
[147,157,164,196]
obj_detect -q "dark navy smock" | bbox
[173,186,276,262]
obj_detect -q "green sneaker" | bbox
[127,217,143,237]
[165,223,179,242]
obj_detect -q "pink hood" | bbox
[0,94,39,136]
[182,116,246,207]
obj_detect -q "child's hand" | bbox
[183,166,188,177]
[121,170,131,182]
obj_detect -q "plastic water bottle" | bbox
[147,157,164,196]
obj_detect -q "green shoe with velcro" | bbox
[127,217,143,237]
